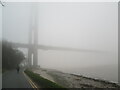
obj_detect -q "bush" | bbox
[2,40,25,70]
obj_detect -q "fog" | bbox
[2,2,118,82]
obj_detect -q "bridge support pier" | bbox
[33,48,38,67]
[28,47,38,67]
[28,48,32,66]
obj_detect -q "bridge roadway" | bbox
[11,42,102,52]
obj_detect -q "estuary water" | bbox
[38,50,118,82]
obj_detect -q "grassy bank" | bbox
[24,69,67,89]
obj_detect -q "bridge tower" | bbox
[28,4,38,67]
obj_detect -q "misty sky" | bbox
[2,2,118,81]
[3,2,118,50]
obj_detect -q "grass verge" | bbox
[24,69,67,89]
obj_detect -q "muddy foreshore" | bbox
[31,68,120,88]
